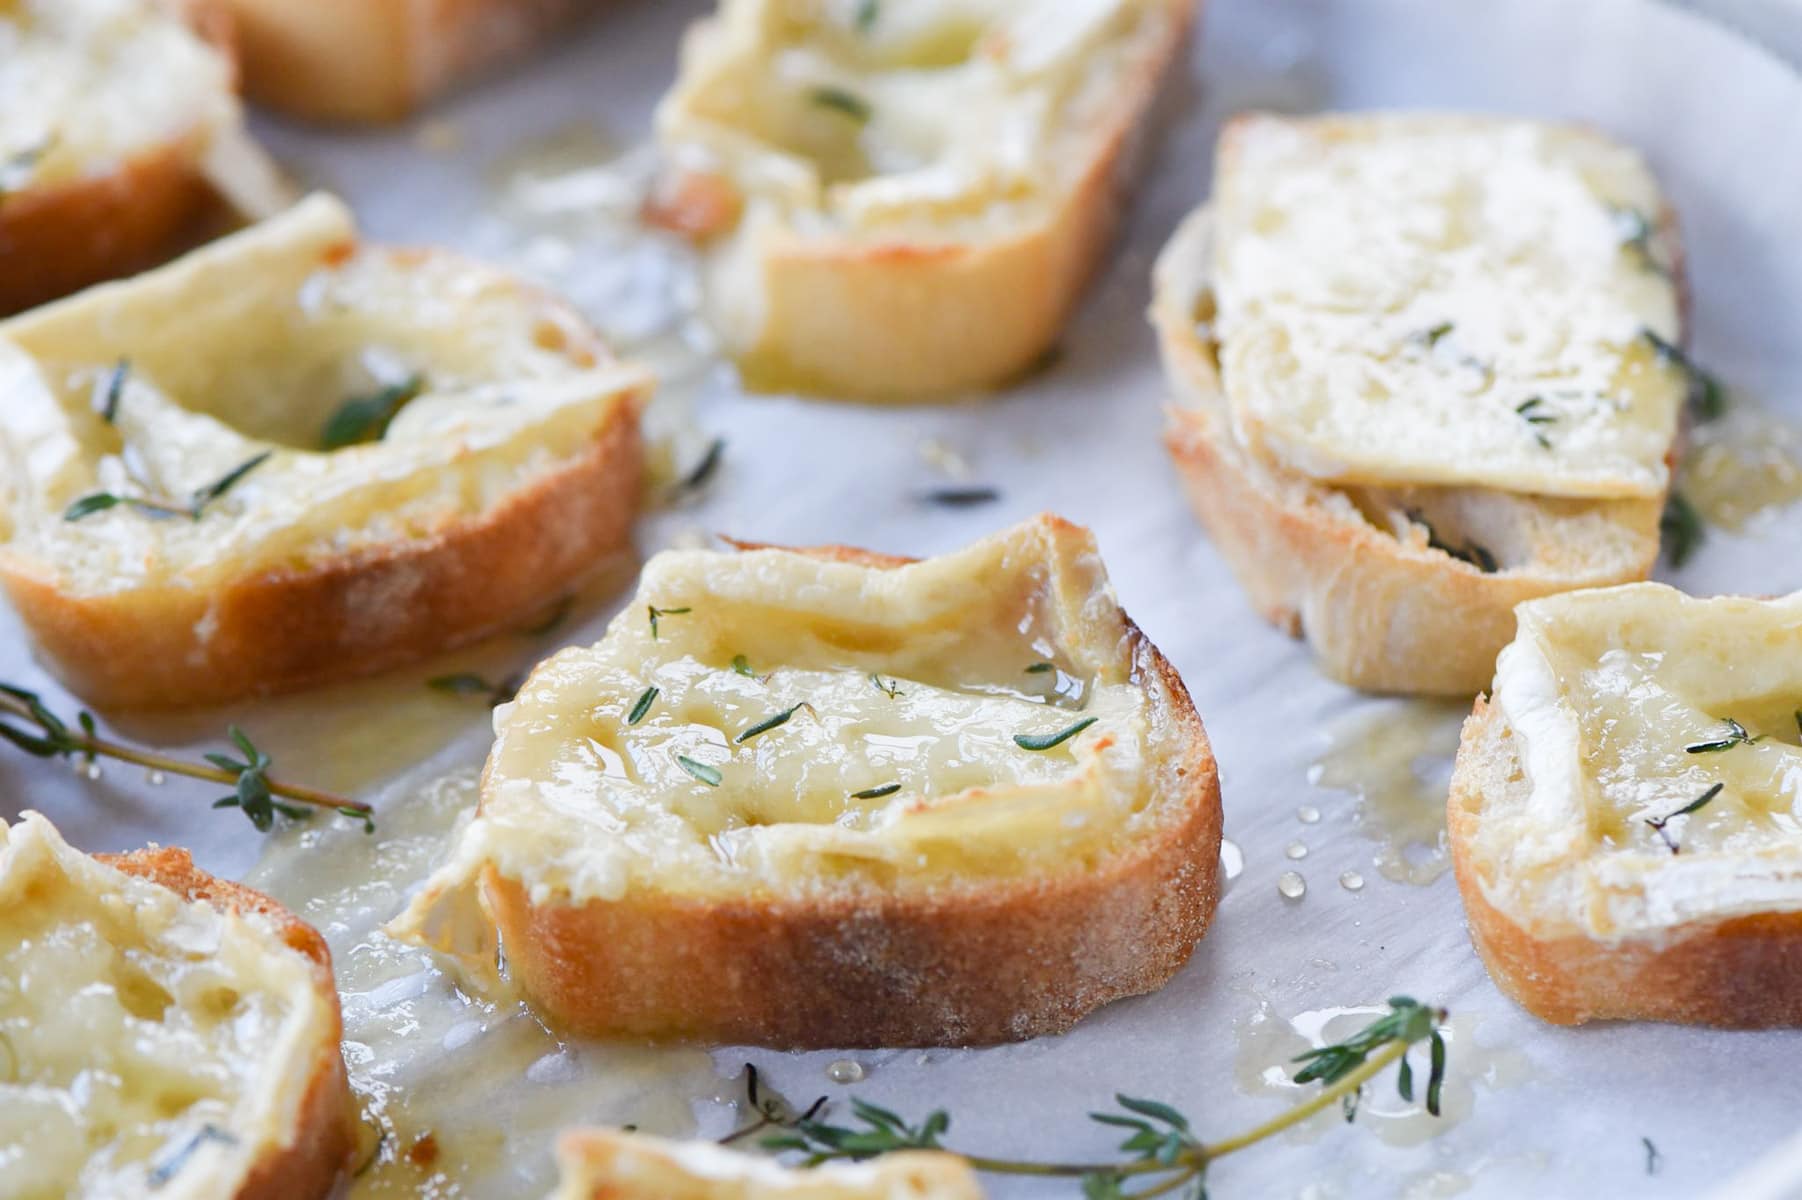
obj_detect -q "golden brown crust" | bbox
[688,0,1197,400]
[1449,697,1802,1027]
[99,846,357,1200]
[0,3,237,316]
[1152,211,1664,696]
[481,532,1223,1048]
[223,0,591,123]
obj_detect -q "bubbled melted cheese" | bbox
[0,0,234,190]
[405,522,1169,920]
[0,814,331,1200]
[659,0,1169,237]
[0,194,647,593]
[1214,113,1685,500]
[1491,585,1802,938]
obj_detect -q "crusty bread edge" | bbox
[98,846,357,1200]
[485,518,1224,1048]
[1448,696,1802,1027]
[1151,208,1664,696]
[680,0,1198,401]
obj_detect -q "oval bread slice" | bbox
[651,0,1196,400]
[550,1129,982,1200]
[0,811,355,1199]
[1450,584,1802,1026]
[1152,204,1665,696]
[393,514,1223,1047]
[0,193,651,710]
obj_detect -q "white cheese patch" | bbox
[1214,113,1685,500]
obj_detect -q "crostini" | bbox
[1450,584,1802,1026]
[1152,113,1683,695]
[219,0,592,124]
[0,193,651,710]
[0,0,291,316]
[0,811,355,1199]
[652,0,1197,400]
[550,1129,983,1199]
[394,515,1222,1047]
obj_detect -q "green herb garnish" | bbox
[677,755,722,787]
[732,655,757,677]
[1014,716,1098,752]
[1419,322,1454,348]
[854,0,880,33]
[66,451,271,523]
[870,673,902,698]
[918,486,1000,508]
[321,374,426,450]
[1407,509,1498,574]
[1515,396,1556,449]
[1642,1136,1661,1176]
[736,703,808,744]
[1025,662,1055,674]
[720,1064,828,1146]
[1642,329,1725,422]
[1612,207,1668,276]
[670,437,726,502]
[1685,718,1761,754]
[427,673,519,707]
[1660,493,1705,568]
[0,683,370,833]
[1646,782,1724,854]
[95,358,129,423]
[148,1125,240,1189]
[810,86,872,123]
[648,605,692,640]
[627,686,659,726]
[851,782,901,800]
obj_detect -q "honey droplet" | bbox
[1340,870,1365,892]
[1285,842,1308,860]
[1277,871,1307,900]
[826,1059,865,1084]
[1296,805,1321,824]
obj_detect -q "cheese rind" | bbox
[1490,584,1802,939]
[1214,113,1685,500]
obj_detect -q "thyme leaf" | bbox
[1684,717,1761,754]
[95,358,129,423]
[917,486,1000,508]
[1642,329,1726,422]
[1516,396,1557,449]
[1025,662,1055,674]
[732,654,757,677]
[321,374,426,450]
[869,673,902,699]
[1611,207,1668,277]
[851,782,901,800]
[677,755,722,787]
[648,605,692,640]
[627,686,659,726]
[810,86,872,123]
[1660,493,1705,568]
[669,437,726,502]
[1645,782,1724,854]
[1642,1136,1662,1176]
[1014,716,1098,752]
[736,703,809,744]
[148,1125,239,1189]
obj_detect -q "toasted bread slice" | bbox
[0,0,293,316]
[1152,114,1681,696]
[651,0,1195,400]
[1450,584,1802,1026]
[0,193,651,710]
[550,1130,982,1199]
[220,0,592,123]
[393,515,1222,1047]
[0,811,355,1199]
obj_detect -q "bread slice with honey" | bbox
[1449,584,1802,1026]
[650,0,1196,400]
[218,0,592,124]
[0,811,355,1198]
[0,192,651,710]
[1152,113,1681,695]
[0,0,293,317]
[393,514,1222,1047]
[550,1129,982,1199]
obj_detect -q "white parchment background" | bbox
[5,0,1801,1197]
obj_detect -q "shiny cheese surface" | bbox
[399,520,1172,927]
[0,195,648,593]
[658,0,1167,237]
[1492,585,1802,937]
[0,0,233,188]
[0,813,331,1200]
[1214,113,1684,500]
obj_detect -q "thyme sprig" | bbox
[1642,329,1725,422]
[870,673,903,699]
[1015,716,1098,752]
[764,998,1450,1196]
[1646,782,1724,854]
[65,452,271,523]
[649,605,692,640]
[0,684,371,832]
[1685,717,1761,754]
[1660,493,1704,568]
[1515,396,1556,449]
[321,374,426,450]
[720,1064,828,1146]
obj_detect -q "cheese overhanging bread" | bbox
[0,811,355,1199]
[0,0,293,316]
[218,0,593,124]
[652,0,1196,400]
[0,193,651,710]
[1152,113,1684,695]
[393,515,1222,1046]
[550,1129,983,1199]
[1450,584,1802,1026]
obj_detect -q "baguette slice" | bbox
[1450,584,1802,1026]
[550,1130,982,1199]
[1152,171,1668,696]
[220,0,593,123]
[0,193,651,710]
[393,514,1222,1047]
[0,0,292,316]
[651,0,1196,400]
[0,811,355,1199]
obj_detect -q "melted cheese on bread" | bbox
[0,813,333,1200]
[1214,113,1684,500]
[1490,585,1802,938]
[0,194,649,594]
